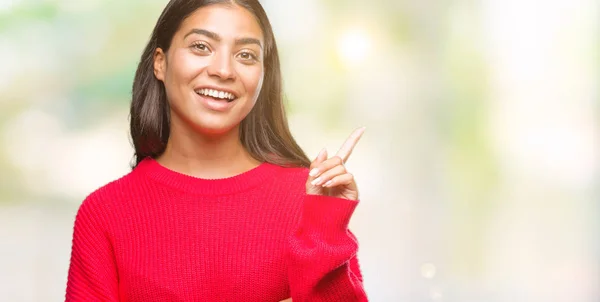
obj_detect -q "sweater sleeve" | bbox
[65,194,119,301]
[287,194,368,301]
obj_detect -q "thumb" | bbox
[310,148,327,170]
[307,148,327,194]
[308,148,327,181]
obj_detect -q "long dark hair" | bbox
[129,0,310,168]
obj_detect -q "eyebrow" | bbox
[184,28,263,49]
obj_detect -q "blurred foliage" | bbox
[0,0,598,300]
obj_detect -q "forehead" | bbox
[178,4,264,41]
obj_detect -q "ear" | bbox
[153,48,166,82]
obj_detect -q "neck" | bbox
[156,120,261,179]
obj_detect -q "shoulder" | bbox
[75,168,143,219]
[266,163,309,193]
[274,164,309,179]
[270,163,308,182]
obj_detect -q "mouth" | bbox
[195,88,238,103]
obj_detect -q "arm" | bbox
[65,195,119,301]
[286,127,368,301]
[286,194,368,302]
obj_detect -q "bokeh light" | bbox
[337,28,371,66]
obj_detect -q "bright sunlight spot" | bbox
[337,29,371,66]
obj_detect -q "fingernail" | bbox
[309,168,319,177]
[323,180,333,187]
[318,148,327,159]
[311,177,321,186]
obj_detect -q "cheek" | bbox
[239,67,264,98]
[167,50,208,87]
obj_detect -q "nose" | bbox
[207,52,235,81]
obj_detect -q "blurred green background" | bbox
[0,0,598,301]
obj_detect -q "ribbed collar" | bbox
[135,157,280,195]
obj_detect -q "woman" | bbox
[65,0,368,301]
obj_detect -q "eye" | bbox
[190,41,210,53]
[237,50,258,62]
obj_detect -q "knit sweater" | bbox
[66,157,368,301]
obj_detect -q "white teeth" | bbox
[196,88,236,100]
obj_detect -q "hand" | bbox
[279,299,292,302]
[306,127,365,201]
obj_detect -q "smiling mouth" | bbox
[195,88,237,103]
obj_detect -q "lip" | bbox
[194,85,239,99]
[195,92,236,112]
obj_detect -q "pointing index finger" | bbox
[335,126,366,163]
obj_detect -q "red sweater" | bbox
[66,158,368,301]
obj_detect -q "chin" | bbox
[189,118,241,137]
[170,100,252,137]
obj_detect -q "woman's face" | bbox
[154,4,265,136]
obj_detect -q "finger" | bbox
[310,148,327,168]
[309,155,344,179]
[311,164,346,186]
[309,148,330,177]
[323,172,355,188]
[335,126,366,163]
[309,148,328,179]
